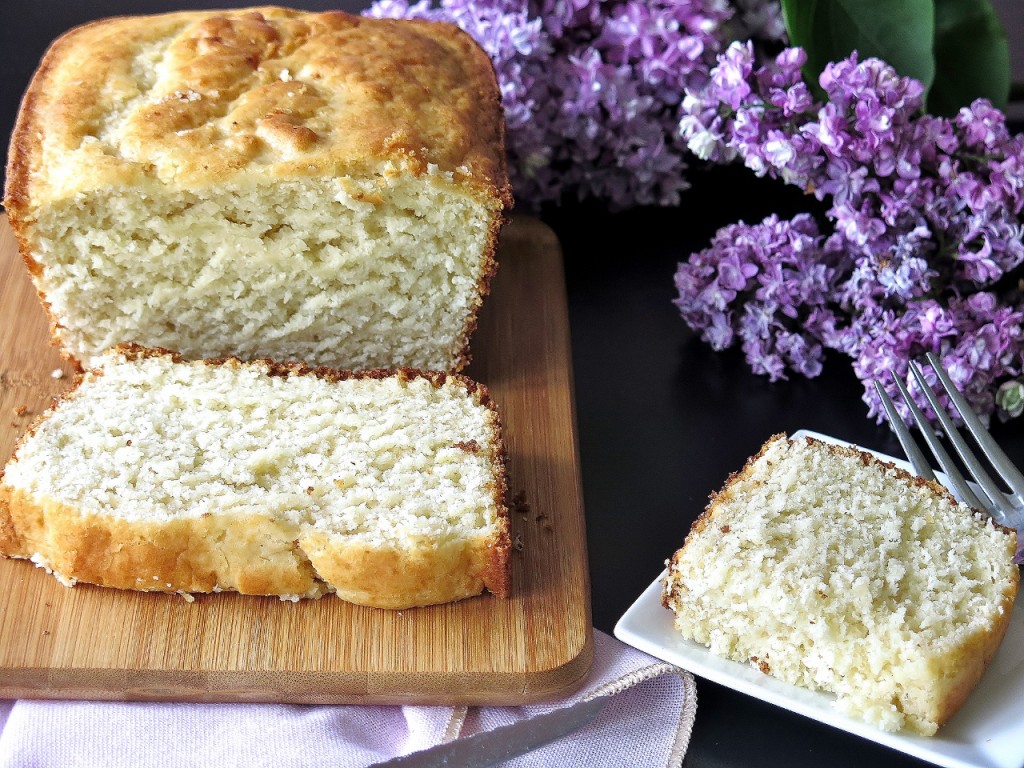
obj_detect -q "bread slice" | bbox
[663,434,1019,735]
[0,346,511,609]
[4,7,512,371]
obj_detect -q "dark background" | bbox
[2,3,1023,767]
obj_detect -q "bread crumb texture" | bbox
[0,347,511,609]
[663,434,1020,735]
[5,7,512,371]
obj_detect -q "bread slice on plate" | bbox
[4,7,512,371]
[663,433,1019,735]
[0,345,511,609]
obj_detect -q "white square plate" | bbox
[614,430,1024,768]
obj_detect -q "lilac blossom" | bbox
[367,0,786,209]
[675,45,1024,423]
[674,213,847,382]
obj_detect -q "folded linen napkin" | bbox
[0,630,695,768]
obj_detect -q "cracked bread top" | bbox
[5,6,512,214]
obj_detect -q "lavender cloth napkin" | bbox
[0,630,696,768]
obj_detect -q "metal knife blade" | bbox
[369,695,609,768]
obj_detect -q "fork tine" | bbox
[925,351,1024,501]
[889,369,987,511]
[874,379,936,482]
[909,361,1015,523]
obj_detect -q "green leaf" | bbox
[928,0,1010,115]
[781,0,935,94]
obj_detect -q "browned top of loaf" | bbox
[4,6,512,213]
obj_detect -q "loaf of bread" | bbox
[0,345,511,609]
[663,434,1019,735]
[4,7,512,372]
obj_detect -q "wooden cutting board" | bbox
[0,214,593,704]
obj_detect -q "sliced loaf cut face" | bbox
[663,434,1019,735]
[0,346,511,609]
[4,7,512,371]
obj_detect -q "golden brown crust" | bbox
[922,590,1016,728]
[0,486,324,597]
[299,530,506,609]
[4,7,512,212]
[452,225,501,372]
[0,481,510,607]
[0,346,512,608]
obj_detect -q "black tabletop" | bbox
[2,4,1022,768]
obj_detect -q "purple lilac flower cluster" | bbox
[675,213,844,380]
[366,0,784,209]
[675,42,1024,424]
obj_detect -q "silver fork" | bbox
[874,351,1024,563]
